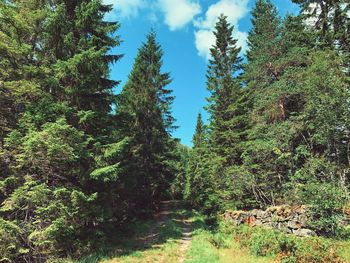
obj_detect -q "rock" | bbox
[281,227,293,234]
[297,214,307,225]
[251,209,259,216]
[224,205,317,237]
[255,219,263,226]
[261,216,272,223]
[287,220,302,230]
[293,228,317,237]
[245,216,257,226]
[260,211,269,219]
[266,206,278,213]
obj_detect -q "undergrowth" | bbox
[218,222,350,263]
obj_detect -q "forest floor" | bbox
[58,201,350,263]
[66,200,273,263]
[61,200,350,263]
[99,200,200,263]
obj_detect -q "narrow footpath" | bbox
[99,201,273,263]
[102,200,194,263]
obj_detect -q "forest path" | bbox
[150,200,194,263]
[177,218,192,263]
[101,200,194,263]
[79,201,274,263]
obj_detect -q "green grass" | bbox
[184,216,350,263]
[185,230,221,263]
[103,209,187,263]
[221,223,350,263]
[184,214,273,263]
[338,240,350,262]
[184,229,273,263]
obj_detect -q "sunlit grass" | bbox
[184,227,273,263]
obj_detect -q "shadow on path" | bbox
[78,200,204,263]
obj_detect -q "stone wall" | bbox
[224,205,317,237]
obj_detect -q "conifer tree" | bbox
[206,14,245,165]
[292,0,349,46]
[42,0,122,138]
[185,113,205,202]
[0,0,46,146]
[192,113,205,149]
[0,0,122,260]
[117,32,176,214]
[244,0,282,90]
[185,15,249,214]
[185,113,219,213]
[292,0,350,72]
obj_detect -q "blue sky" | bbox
[105,0,299,146]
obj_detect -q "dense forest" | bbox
[0,0,350,262]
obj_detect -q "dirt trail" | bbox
[178,218,192,263]
[137,201,173,246]
[145,200,193,262]
[106,200,193,263]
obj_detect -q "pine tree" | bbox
[117,32,176,215]
[0,0,46,145]
[171,142,191,199]
[185,113,218,213]
[199,14,250,212]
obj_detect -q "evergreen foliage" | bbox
[1,0,350,261]
[187,0,350,232]
[116,31,177,215]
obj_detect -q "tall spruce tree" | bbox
[186,15,249,213]
[117,32,176,215]
[0,0,46,172]
[0,0,123,261]
[235,0,285,208]
[206,14,246,166]
[292,0,349,46]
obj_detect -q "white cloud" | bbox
[194,0,249,60]
[195,0,248,29]
[103,0,145,19]
[194,30,216,60]
[158,0,201,31]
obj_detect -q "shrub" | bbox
[301,182,348,236]
[0,219,23,262]
[209,232,232,249]
[223,224,344,263]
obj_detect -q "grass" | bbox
[338,240,350,262]
[184,226,273,263]
[184,216,350,263]
[184,212,273,263]
[185,230,220,263]
[220,223,350,263]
